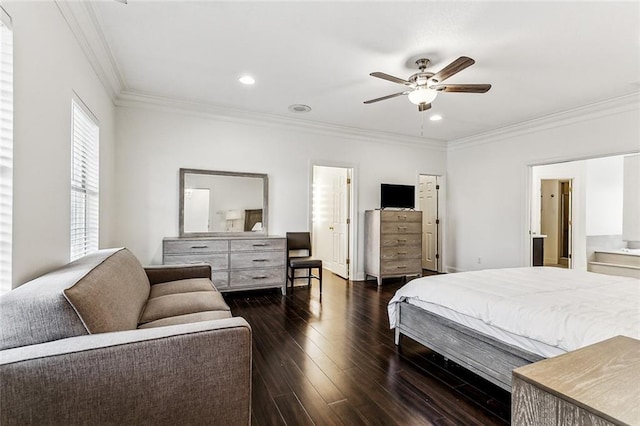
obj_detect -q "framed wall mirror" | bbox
[179,168,268,237]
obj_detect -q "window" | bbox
[70,98,99,261]
[0,8,12,294]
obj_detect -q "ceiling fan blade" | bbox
[418,103,432,112]
[431,84,491,93]
[370,72,412,86]
[431,57,475,83]
[364,91,410,104]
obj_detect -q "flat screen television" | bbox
[381,184,415,209]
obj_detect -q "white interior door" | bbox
[419,175,438,271]
[312,166,349,278]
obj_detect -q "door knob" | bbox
[329,226,334,230]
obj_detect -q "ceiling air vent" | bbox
[288,104,312,113]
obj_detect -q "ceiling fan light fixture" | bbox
[408,87,438,106]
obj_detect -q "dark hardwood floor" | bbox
[225,271,511,426]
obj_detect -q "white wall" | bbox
[446,100,639,272]
[7,2,116,286]
[586,155,624,236]
[114,105,446,279]
[623,154,640,243]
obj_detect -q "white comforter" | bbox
[388,267,640,354]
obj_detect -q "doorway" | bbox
[312,165,353,279]
[418,175,441,272]
[540,179,572,268]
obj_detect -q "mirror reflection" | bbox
[180,169,268,236]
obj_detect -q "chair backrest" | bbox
[286,232,312,257]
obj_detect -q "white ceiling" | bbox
[87,1,640,142]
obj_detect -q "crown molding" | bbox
[448,92,640,152]
[55,0,126,100]
[116,90,448,151]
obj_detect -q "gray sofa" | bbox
[0,248,251,425]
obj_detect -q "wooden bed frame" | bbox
[395,301,544,392]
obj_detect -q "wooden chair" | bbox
[286,232,322,294]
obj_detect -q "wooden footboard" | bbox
[395,301,544,392]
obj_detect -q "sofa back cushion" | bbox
[0,249,118,350]
[0,248,151,351]
[63,248,150,334]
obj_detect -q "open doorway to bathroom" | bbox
[540,179,572,268]
[530,153,639,275]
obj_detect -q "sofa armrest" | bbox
[144,263,212,285]
[1,318,251,425]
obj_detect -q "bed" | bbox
[388,267,640,391]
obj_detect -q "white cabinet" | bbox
[163,236,286,294]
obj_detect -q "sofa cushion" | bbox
[149,278,215,299]
[64,248,150,334]
[137,311,233,329]
[0,249,124,350]
[139,291,230,324]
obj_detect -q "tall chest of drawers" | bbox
[364,210,422,285]
[163,236,286,294]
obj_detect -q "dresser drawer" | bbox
[230,268,285,287]
[164,239,229,255]
[230,251,285,269]
[211,271,229,290]
[381,247,422,261]
[380,234,422,248]
[381,222,422,234]
[380,260,422,275]
[163,253,229,270]
[230,238,286,252]
[380,211,421,223]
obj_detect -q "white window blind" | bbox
[0,8,13,294]
[70,99,99,261]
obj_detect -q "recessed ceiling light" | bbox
[238,75,255,85]
[288,104,312,113]
[430,114,443,121]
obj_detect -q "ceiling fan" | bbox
[364,57,491,112]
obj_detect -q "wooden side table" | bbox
[512,336,640,426]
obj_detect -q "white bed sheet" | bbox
[388,267,640,358]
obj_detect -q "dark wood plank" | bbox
[272,393,313,426]
[328,399,371,426]
[251,367,286,426]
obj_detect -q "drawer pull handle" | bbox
[253,259,268,262]
[253,276,268,280]
[253,243,267,247]
[398,239,407,243]
[398,216,407,220]
[397,266,407,269]
[190,245,208,249]
[398,251,407,255]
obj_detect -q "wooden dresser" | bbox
[512,336,640,426]
[163,236,286,294]
[364,210,422,285]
